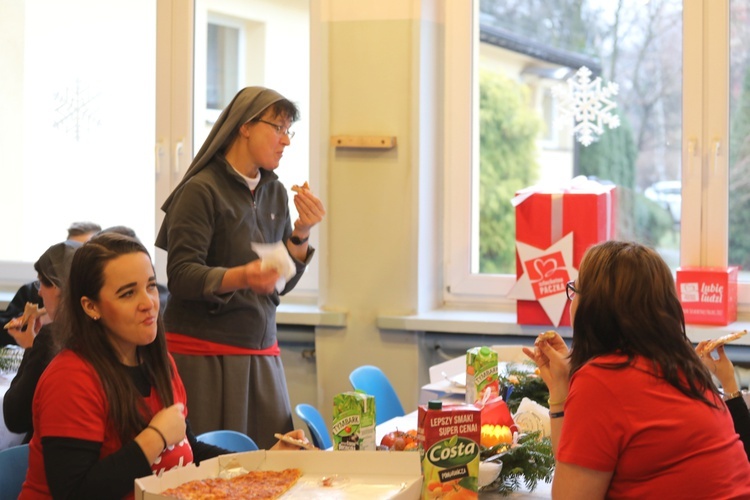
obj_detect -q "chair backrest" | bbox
[0,443,29,500]
[196,430,258,452]
[349,365,405,425]
[294,403,332,450]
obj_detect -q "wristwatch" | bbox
[723,390,743,401]
[289,234,309,245]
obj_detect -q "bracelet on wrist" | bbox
[548,396,567,406]
[723,390,743,401]
[549,411,565,419]
[147,425,168,451]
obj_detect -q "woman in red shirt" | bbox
[20,233,308,499]
[524,241,750,499]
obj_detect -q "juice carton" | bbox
[418,401,481,499]
[332,391,376,450]
[465,346,499,404]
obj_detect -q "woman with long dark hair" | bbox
[20,233,307,499]
[524,240,750,499]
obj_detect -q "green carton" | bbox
[332,391,376,450]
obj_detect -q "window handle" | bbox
[174,140,184,176]
[711,139,721,176]
[155,140,166,177]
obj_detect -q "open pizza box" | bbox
[135,449,422,499]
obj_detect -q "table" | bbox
[376,411,552,499]
[0,370,25,450]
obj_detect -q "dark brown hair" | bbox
[569,240,720,407]
[58,232,174,442]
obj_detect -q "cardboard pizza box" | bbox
[134,449,421,499]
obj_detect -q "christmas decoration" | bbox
[553,66,620,147]
[0,346,23,373]
[507,233,576,327]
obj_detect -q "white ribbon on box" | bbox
[508,176,614,326]
[511,175,615,241]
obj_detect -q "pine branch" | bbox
[480,432,555,496]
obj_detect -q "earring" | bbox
[92,315,99,321]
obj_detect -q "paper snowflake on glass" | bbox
[553,66,620,147]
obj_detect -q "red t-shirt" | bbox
[21,350,193,499]
[558,353,750,498]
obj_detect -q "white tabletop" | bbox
[0,370,26,450]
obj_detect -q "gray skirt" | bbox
[172,353,294,450]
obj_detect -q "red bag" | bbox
[476,395,515,428]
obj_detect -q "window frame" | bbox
[443,1,746,312]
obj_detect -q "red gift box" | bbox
[676,266,738,326]
[514,181,617,326]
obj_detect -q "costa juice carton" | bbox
[332,391,376,450]
[418,401,481,499]
[676,266,738,325]
[465,346,499,404]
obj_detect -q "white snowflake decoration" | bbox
[553,66,620,147]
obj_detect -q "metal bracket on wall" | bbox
[330,135,397,149]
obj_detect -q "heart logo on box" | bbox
[508,233,577,326]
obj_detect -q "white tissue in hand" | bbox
[513,397,551,437]
[250,242,296,292]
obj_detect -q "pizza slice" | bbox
[534,330,557,345]
[3,302,47,331]
[291,181,310,193]
[161,468,302,500]
[699,329,748,354]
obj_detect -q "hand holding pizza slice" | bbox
[698,330,748,355]
[3,302,47,331]
[290,181,310,193]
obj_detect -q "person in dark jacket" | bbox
[3,240,81,442]
[0,221,99,347]
[155,86,325,448]
[697,341,750,461]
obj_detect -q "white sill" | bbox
[376,309,750,346]
[0,292,347,329]
[276,303,347,328]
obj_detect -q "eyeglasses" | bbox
[566,280,578,301]
[257,119,295,139]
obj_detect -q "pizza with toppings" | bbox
[699,330,748,354]
[161,468,302,499]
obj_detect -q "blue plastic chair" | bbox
[349,365,405,425]
[0,443,29,500]
[295,403,332,450]
[197,430,259,452]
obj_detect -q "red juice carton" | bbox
[418,401,481,499]
[676,266,738,326]
[465,346,499,404]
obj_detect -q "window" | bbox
[445,1,747,310]
[206,21,242,120]
[0,0,156,282]
[189,0,316,297]
[0,0,316,299]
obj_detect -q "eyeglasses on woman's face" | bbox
[566,280,579,301]
[257,119,295,139]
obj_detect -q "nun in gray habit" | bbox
[155,86,325,449]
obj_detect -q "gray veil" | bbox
[156,87,285,249]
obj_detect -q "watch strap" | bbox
[289,234,309,245]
